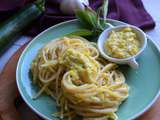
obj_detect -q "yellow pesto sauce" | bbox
[105,27,140,59]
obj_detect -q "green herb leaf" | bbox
[96,8,105,31]
[76,7,97,29]
[75,0,110,37]
[85,7,98,28]
[65,29,93,37]
[102,0,109,20]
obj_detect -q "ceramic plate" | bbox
[16,19,160,120]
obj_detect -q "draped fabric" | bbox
[0,0,155,36]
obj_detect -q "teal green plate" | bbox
[16,19,160,120]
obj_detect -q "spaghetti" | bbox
[30,36,129,120]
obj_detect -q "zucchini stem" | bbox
[34,0,45,12]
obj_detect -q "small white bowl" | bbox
[98,25,147,69]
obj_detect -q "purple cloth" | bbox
[0,0,155,36]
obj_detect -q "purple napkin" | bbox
[0,0,155,36]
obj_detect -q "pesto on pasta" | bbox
[30,36,129,120]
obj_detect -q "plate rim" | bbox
[16,19,160,120]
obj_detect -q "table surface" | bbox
[0,0,160,119]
